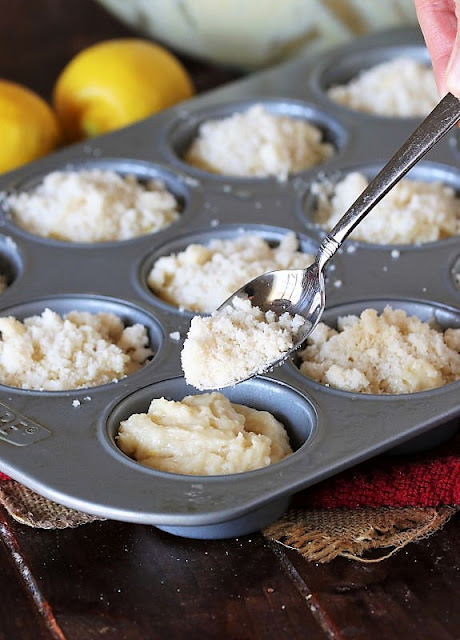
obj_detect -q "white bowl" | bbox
[96,0,418,70]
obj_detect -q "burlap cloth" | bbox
[1,429,459,563]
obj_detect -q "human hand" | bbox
[415,0,460,99]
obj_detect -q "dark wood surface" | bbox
[0,2,459,638]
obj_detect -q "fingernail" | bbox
[446,31,460,96]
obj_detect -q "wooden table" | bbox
[0,2,458,638]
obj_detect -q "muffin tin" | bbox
[0,27,459,539]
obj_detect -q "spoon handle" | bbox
[316,91,460,268]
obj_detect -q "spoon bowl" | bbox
[221,262,322,354]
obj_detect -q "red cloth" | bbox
[294,429,460,509]
[1,431,459,510]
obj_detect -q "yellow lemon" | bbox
[0,79,60,173]
[53,38,195,142]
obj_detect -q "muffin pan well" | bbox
[0,28,458,539]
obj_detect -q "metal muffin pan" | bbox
[0,27,459,539]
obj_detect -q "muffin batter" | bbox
[117,391,292,475]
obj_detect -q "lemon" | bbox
[0,79,60,173]
[52,38,195,142]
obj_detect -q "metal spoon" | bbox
[217,92,460,382]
